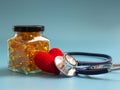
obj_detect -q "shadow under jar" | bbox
[8,25,50,74]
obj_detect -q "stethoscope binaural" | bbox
[54,52,120,76]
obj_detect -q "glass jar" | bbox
[8,25,50,74]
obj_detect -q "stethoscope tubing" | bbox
[66,52,112,65]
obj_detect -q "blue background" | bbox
[1,0,120,90]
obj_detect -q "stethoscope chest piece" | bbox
[54,55,76,76]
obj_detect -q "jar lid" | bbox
[13,25,44,32]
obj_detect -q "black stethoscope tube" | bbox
[66,52,112,66]
[76,68,109,75]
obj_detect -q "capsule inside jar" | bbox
[8,25,50,74]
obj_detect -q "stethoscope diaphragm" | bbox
[55,55,76,76]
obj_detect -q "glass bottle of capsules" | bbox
[8,25,50,74]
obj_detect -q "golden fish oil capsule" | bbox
[8,25,50,74]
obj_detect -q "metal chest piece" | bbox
[54,54,77,76]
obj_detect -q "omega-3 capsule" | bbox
[8,25,50,74]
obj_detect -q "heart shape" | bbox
[49,48,64,57]
[34,48,64,75]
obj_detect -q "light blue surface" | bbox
[1,0,120,90]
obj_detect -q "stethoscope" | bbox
[54,52,120,76]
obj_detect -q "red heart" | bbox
[34,48,64,75]
[49,48,64,57]
[34,52,60,74]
